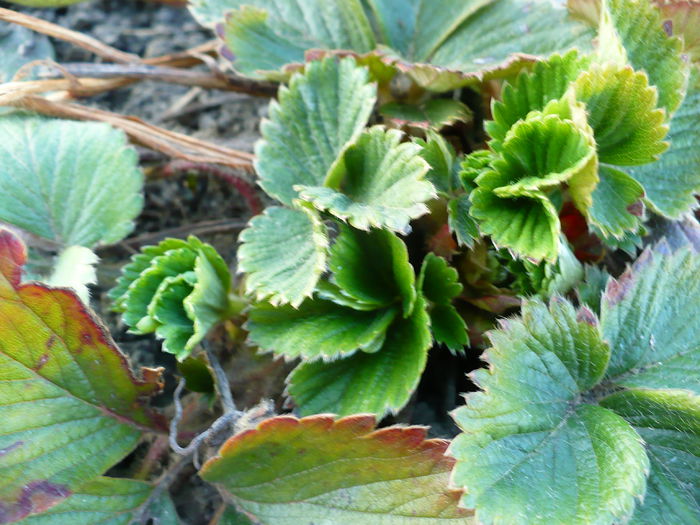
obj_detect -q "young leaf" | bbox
[110,236,231,361]
[200,415,474,524]
[628,73,700,218]
[417,130,459,194]
[449,298,649,524]
[471,114,596,261]
[599,389,700,524]
[246,299,397,360]
[0,229,162,522]
[237,206,328,307]
[418,253,468,352]
[329,225,416,316]
[601,243,700,393]
[218,1,375,77]
[0,116,143,248]
[287,297,431,417]
[255,57,376,206]
[486,50,590,151]
[418,253,462,305]
[598,0,688,115]
[572,64,668,166]
[447,195,479,249]
[298,126,435,233]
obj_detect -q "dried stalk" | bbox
[6,95,255,171]
[39,62,277,97]
[0,8,141,64]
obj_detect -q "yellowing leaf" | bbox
[200,414,474,524]
[0,229,163,522]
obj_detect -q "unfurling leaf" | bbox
[255,56,375,206]
[328,225,416,316]
[470,113,596,261]
[0,116,143,248]
[0,229,163,522]
[109,236,231,360]
[200,414,474,524]
[298,126,435,233]
[238,206,328,307]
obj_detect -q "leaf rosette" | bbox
[109,236,232,360]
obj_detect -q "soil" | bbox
[2,1,482,522]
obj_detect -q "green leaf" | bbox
[588,165,645,238]
[418,253,462,305]
[598,0,688,115]
[0,229,163,522]
[379,99,472,130]
[109,237,231,361]
[200,415,474,524]
[575,264,611,313]
[0,24,54,83]
[419,253,467,352]
[416,130,458,194]
[329,226,417,316]
[20,478,175,525]
[507,237,584,298]
[246,299,398,360]
[238,206,328,307]
[298,126,435,233]
[217,1,375,76]
[600,389,700,525]
[450,298,649,525]
[0,116,143,248]
[447,195,479,249]
[486,50,590,152]
[628,73,700,218]
[255,57,376,206]
[364,0,492,62]
[601,243,700,393]
[490,114,596,197]
[470,188,560,262]
[430,303,469,353]
[288,297,430,417]
[416,0,595,91]
[572,64,668,166]
[471,113,596,261]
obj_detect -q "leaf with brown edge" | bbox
[0,229,163,523]
[200,414,474,524]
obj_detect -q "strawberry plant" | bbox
[0,0,698,523]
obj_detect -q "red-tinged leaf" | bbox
[200,414,474,524]
[0,229,163,523]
